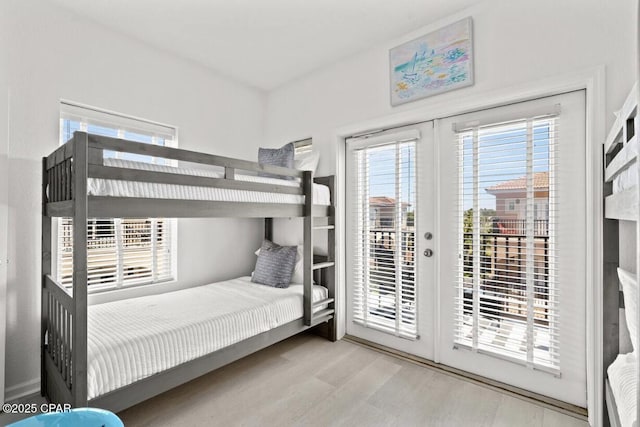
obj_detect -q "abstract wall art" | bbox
[390,18,474,106]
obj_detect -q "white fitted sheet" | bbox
[87,276,328,399]
[87,158,331,205]
[607,352,638,427]
[613,165,638,194]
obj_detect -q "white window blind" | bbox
[60,101,176,141]
[56,102,177,291]
[454,114,559,373]
[57,219,173,288]
[349,132,418,339]
[294,138,313,155]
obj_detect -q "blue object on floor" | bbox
[7,408,124,427]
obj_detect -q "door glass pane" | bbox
[457,119,557,371]
[352,141,417,338]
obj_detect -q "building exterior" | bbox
[485,172,549,221]
[485,172,549,235]
[369,196,412,229]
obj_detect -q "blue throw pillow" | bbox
[258,143,295,180]
[251,240,297,288]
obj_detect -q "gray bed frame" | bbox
[602,82,639,427]
[41,131,337,412]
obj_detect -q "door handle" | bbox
[424,249,434,257]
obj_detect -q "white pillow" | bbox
[290,245,304,284]
[618,268,638,352]
[294,150,320,174]
[256,245,304,284]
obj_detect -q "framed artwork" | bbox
[390,17,474,106]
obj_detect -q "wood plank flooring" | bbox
[118,333,588,427]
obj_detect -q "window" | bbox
[505,198,518,212]
[534,198,549,220]
[348,133,417,339]
[456,115,558,372]
[293,138,312,156]
[55,102,177,290]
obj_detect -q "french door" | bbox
[437,91,587,406]
[346,122,435,359]
[346,91,587,406]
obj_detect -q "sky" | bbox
[461,120,552,211]
[361,120,552,216]
[367,142,415,208]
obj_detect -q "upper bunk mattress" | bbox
[87,158,331,205]
[87,276,328,400]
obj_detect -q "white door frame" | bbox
[334,67,605,426]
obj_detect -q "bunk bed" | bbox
[603,82,639,427]
[41,132,337,412]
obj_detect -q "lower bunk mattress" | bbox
[87,276,328,399]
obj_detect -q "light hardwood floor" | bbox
[118,333,588,427]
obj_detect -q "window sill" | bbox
[87,278,179,306]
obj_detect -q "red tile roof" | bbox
[369,196,411,207]
[370,196,397,205]
[485,172,549,192]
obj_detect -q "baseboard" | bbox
[5,378,39,403]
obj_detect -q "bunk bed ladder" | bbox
[304,173,336,336]
[263,173,336,338]
[303,171,314,326]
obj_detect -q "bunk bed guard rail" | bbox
[43,132,336,218]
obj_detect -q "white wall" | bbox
[265,0,636,175]
[3,0,267,399]
[0,0,10,405]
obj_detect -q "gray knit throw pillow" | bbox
[251,240,297,288]
[258,143,295,180]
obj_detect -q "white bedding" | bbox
[613,165,638,194]
[608,352,638,427]
[87,276,328,399]
[87,158,331,205]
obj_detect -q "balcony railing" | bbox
[366,221,551,325]
[462,231,550,325]
[493,219,549,236]
[365,228,415,322]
